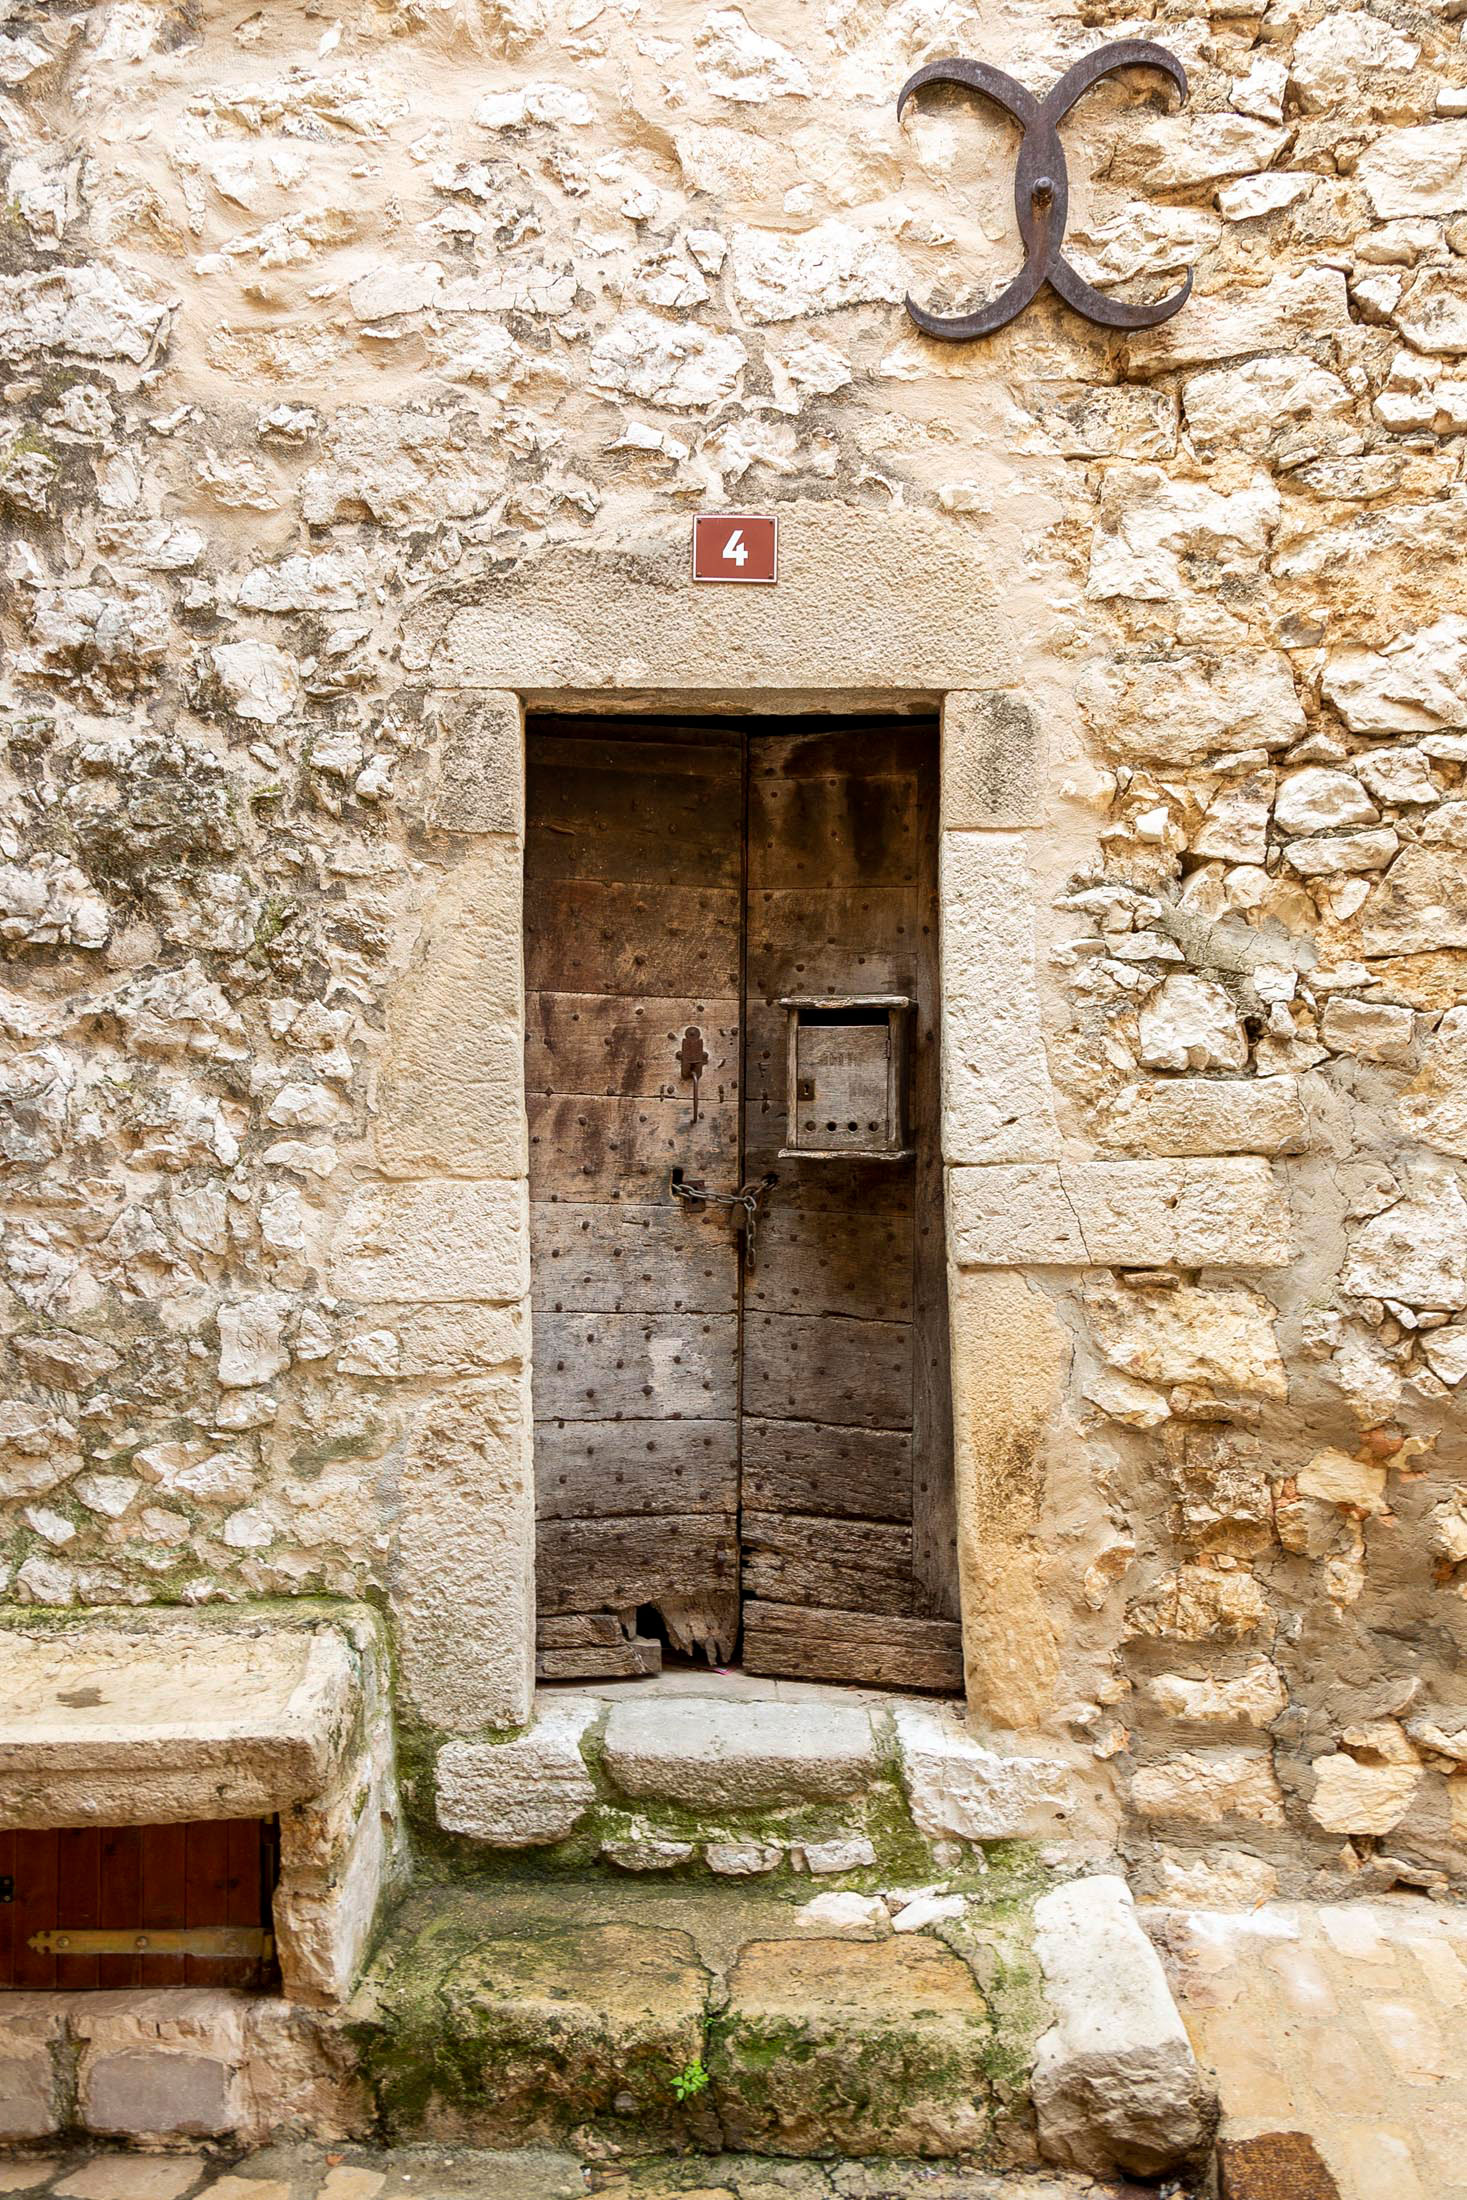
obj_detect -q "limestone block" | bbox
[1100,1076,1305,1157]
[1291,11,1419,110]
[1087,469,1277,604]
[716,1935,995,2157]
[333,1179,529,1303]
[436,1696,598,1844]
[802,1836,876,1874]
[1323,616,1467,734]
[394,1367,535,1732]
[1182,356,1357,461]
[1274,768,1379,835]
[425,505,1010,699]
[1297,1448,1388,1514]
[374,846,526,1180]
[1309,1753,1422,1834]
[0,1623,358,1828]
[1365,844,1467,955]
[1146,1662,1287,1728]
[948,1160,1293,1270]
[940,834,1059,1165]
[940,691,1045,830]
[1321,997,1416,1064]
[730,221,905,323]
[84,2051,233,2139]
[706,1841,784,1875]
[947,1269,1065,1728]
[601,1697,878,1810]
[0,265,171,369]
[795,1892,889,1936]
[427,690,523,835]
[1123,267,1351,374]
[1129,1748,1284,1826]
[1397,1005,1467,1157]
[72,1992,247,2144]
[1343,1170,1467,1311]
[1155,1849,1279,1909]
[1126,1566,1273,1643]
[1076,650,1305,770]
[1358,123,1467,219]
[1031,1875,1216,2179]
[1138,976,1247,1073]
[1085,1277,1284,1400]
[0,2006,61,2140]
[275,1755,400,2004]
[893,1701,1074,1842]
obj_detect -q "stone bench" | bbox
[0,1605,403,2007]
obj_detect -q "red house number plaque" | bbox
[692,512,778,585]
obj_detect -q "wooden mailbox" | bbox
[779,996,913,1161]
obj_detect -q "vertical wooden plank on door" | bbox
[228,1818,271,1988]
[0,1829,14,1987]
[98,1824,142,1989]
[528,721,744,1673]
[911,724,960,1623]
[11,1829,58,1988]
[741,722,962,1692]
[140,1821,187,1987]
[55,1826,100,1989]
[185,1819,232,1988]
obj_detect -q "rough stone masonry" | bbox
[1,0,1466,1922]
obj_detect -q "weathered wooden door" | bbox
[528,718,960,1691]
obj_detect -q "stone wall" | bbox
[1,0,1466,1899]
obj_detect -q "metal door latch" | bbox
[27,1927,273,1959]
[677,1025,709,1123]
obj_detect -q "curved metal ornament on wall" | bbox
[896,40,1193,340]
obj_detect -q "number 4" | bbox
[723,527,748,568]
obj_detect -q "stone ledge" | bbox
[949,1158,1294,1269]
[0,1622,357,1826]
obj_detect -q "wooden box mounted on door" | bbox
[781,997,913,1161]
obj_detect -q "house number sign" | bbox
[692,512,778,584]
[896,40,1192,339]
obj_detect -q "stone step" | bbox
[349,1873,1215,2181]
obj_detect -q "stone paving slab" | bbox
[0,2155,1150,2200]
[1151,1898,1467,2200]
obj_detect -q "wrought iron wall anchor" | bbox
[896,40,1191,339]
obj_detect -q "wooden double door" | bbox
[527,717,961,1692]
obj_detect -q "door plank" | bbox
[55,1826,99,1989]
[536,1418,738,1519]
[524,881,739,998]
[747,773,918,891]
[741,1312,912,1429]
[741,1514,915,1616]
[536,1515,739,1662]
[741,1419,913,1523]
[527,734,742,887]
[0,1829,12,1986]
[98,1826,141,1988]
[743,1210,912,1323]
[528,1093,739,1203]
[140,1821,188,1988]
[11,1828,57,1989]
[527,993,740,1102]
[742,1602,963,1692]
[531,1204,737,1315]
[911,731,960,1621]
[533,1311,738,1421]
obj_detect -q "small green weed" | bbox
[671,2057,710,2101]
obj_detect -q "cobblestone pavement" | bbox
[1154,1897,1467,2200]
[0,2152,1154,2200]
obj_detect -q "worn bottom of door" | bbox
[527,716,960,1693]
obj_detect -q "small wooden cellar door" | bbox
[527,718,961,1692]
